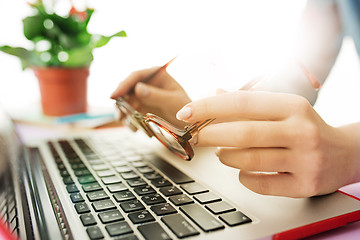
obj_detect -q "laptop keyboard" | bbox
[47,133,252,240]
[0,169,19,237]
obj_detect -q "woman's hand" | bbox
[111,67,191,128]
[176,91,360,198]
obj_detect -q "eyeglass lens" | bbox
[147,121,189,159]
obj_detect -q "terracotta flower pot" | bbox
[33,67,89,116]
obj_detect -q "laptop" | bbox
[1,106,360,240]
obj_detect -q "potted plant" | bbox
[0,0,126,116]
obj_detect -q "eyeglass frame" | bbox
[115,97,214,160]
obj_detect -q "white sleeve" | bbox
[257,0,343,106]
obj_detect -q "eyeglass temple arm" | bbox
[185,118,215,136]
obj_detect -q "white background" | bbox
[0,0,359,127]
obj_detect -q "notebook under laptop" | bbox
[1,106,360,240]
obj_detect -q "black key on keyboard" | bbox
[127,179,146,187]
[205,201,236,214]
[80,213,97,226]
[105,222,133,237]
[142,194,166,206]
[219,211,252,226]
[78,175,97,184]
[82,182,102,192]
[133,185,156,196]
[151,178,172,188]
[194,192,221,204]
[180,204,224,232]
[147,156,194,184]
[121,171,139,180]
[97,169,116,177]
[169,194,194,206]
[143,172,162,180]
[75,202,91,214]
[58,163,66,170]
[63,176,74,185]
[86,226,104,240]
[114,234,139,240]
[70,193,84,203]
[66,184,79,193]
[98,209,124,223]
[92,199,116,212]
[120,200,145,213]
[107,183,128,193]
[150,203,177,216]
[86,154,99,160]
[70,162,86,170]
[138,222,171,240]
[162,213,199,238]
[89,159,104,165]
[159,186,182,197]
[113,191,136,202]
[87,190,109,201]
[137,166,154,174]
[74,169,91,177]
[128,210,155,224]
[92,164,109,171]
[126,155,142,162]
[131,161,147,168]
[68,158,82,164]
[111,160,127,167]
[115,166,132,173]
[60,169,70,177]
[180,182,209,195]
[102,176,122,185]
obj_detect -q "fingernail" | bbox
[110,92,116,99]
[189,134,198,145]
[176,105,192,120]
[136,83,149,98]
[215,147,220,157]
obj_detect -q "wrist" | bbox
[337,123,360,185]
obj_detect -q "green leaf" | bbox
[62,47,93,67]
[51,14,83,35]
[29,0,47,15]
[0,45,43,69]
[23,15,46,40]
[84,8,95,28]
[93,30,127,48]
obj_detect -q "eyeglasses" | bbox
[114,73,266,161]
[115,58,321,161]
[115,97,214,160]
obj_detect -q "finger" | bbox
[195,121,290,148]
[110,67,159,99]
[176,91,306,122]
[216,88,228,95]
[239,171,302,197]
[124,94,141,109]
[134,82,177,107]
[217,147,291,172]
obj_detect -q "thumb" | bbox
[134,82,172,106]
